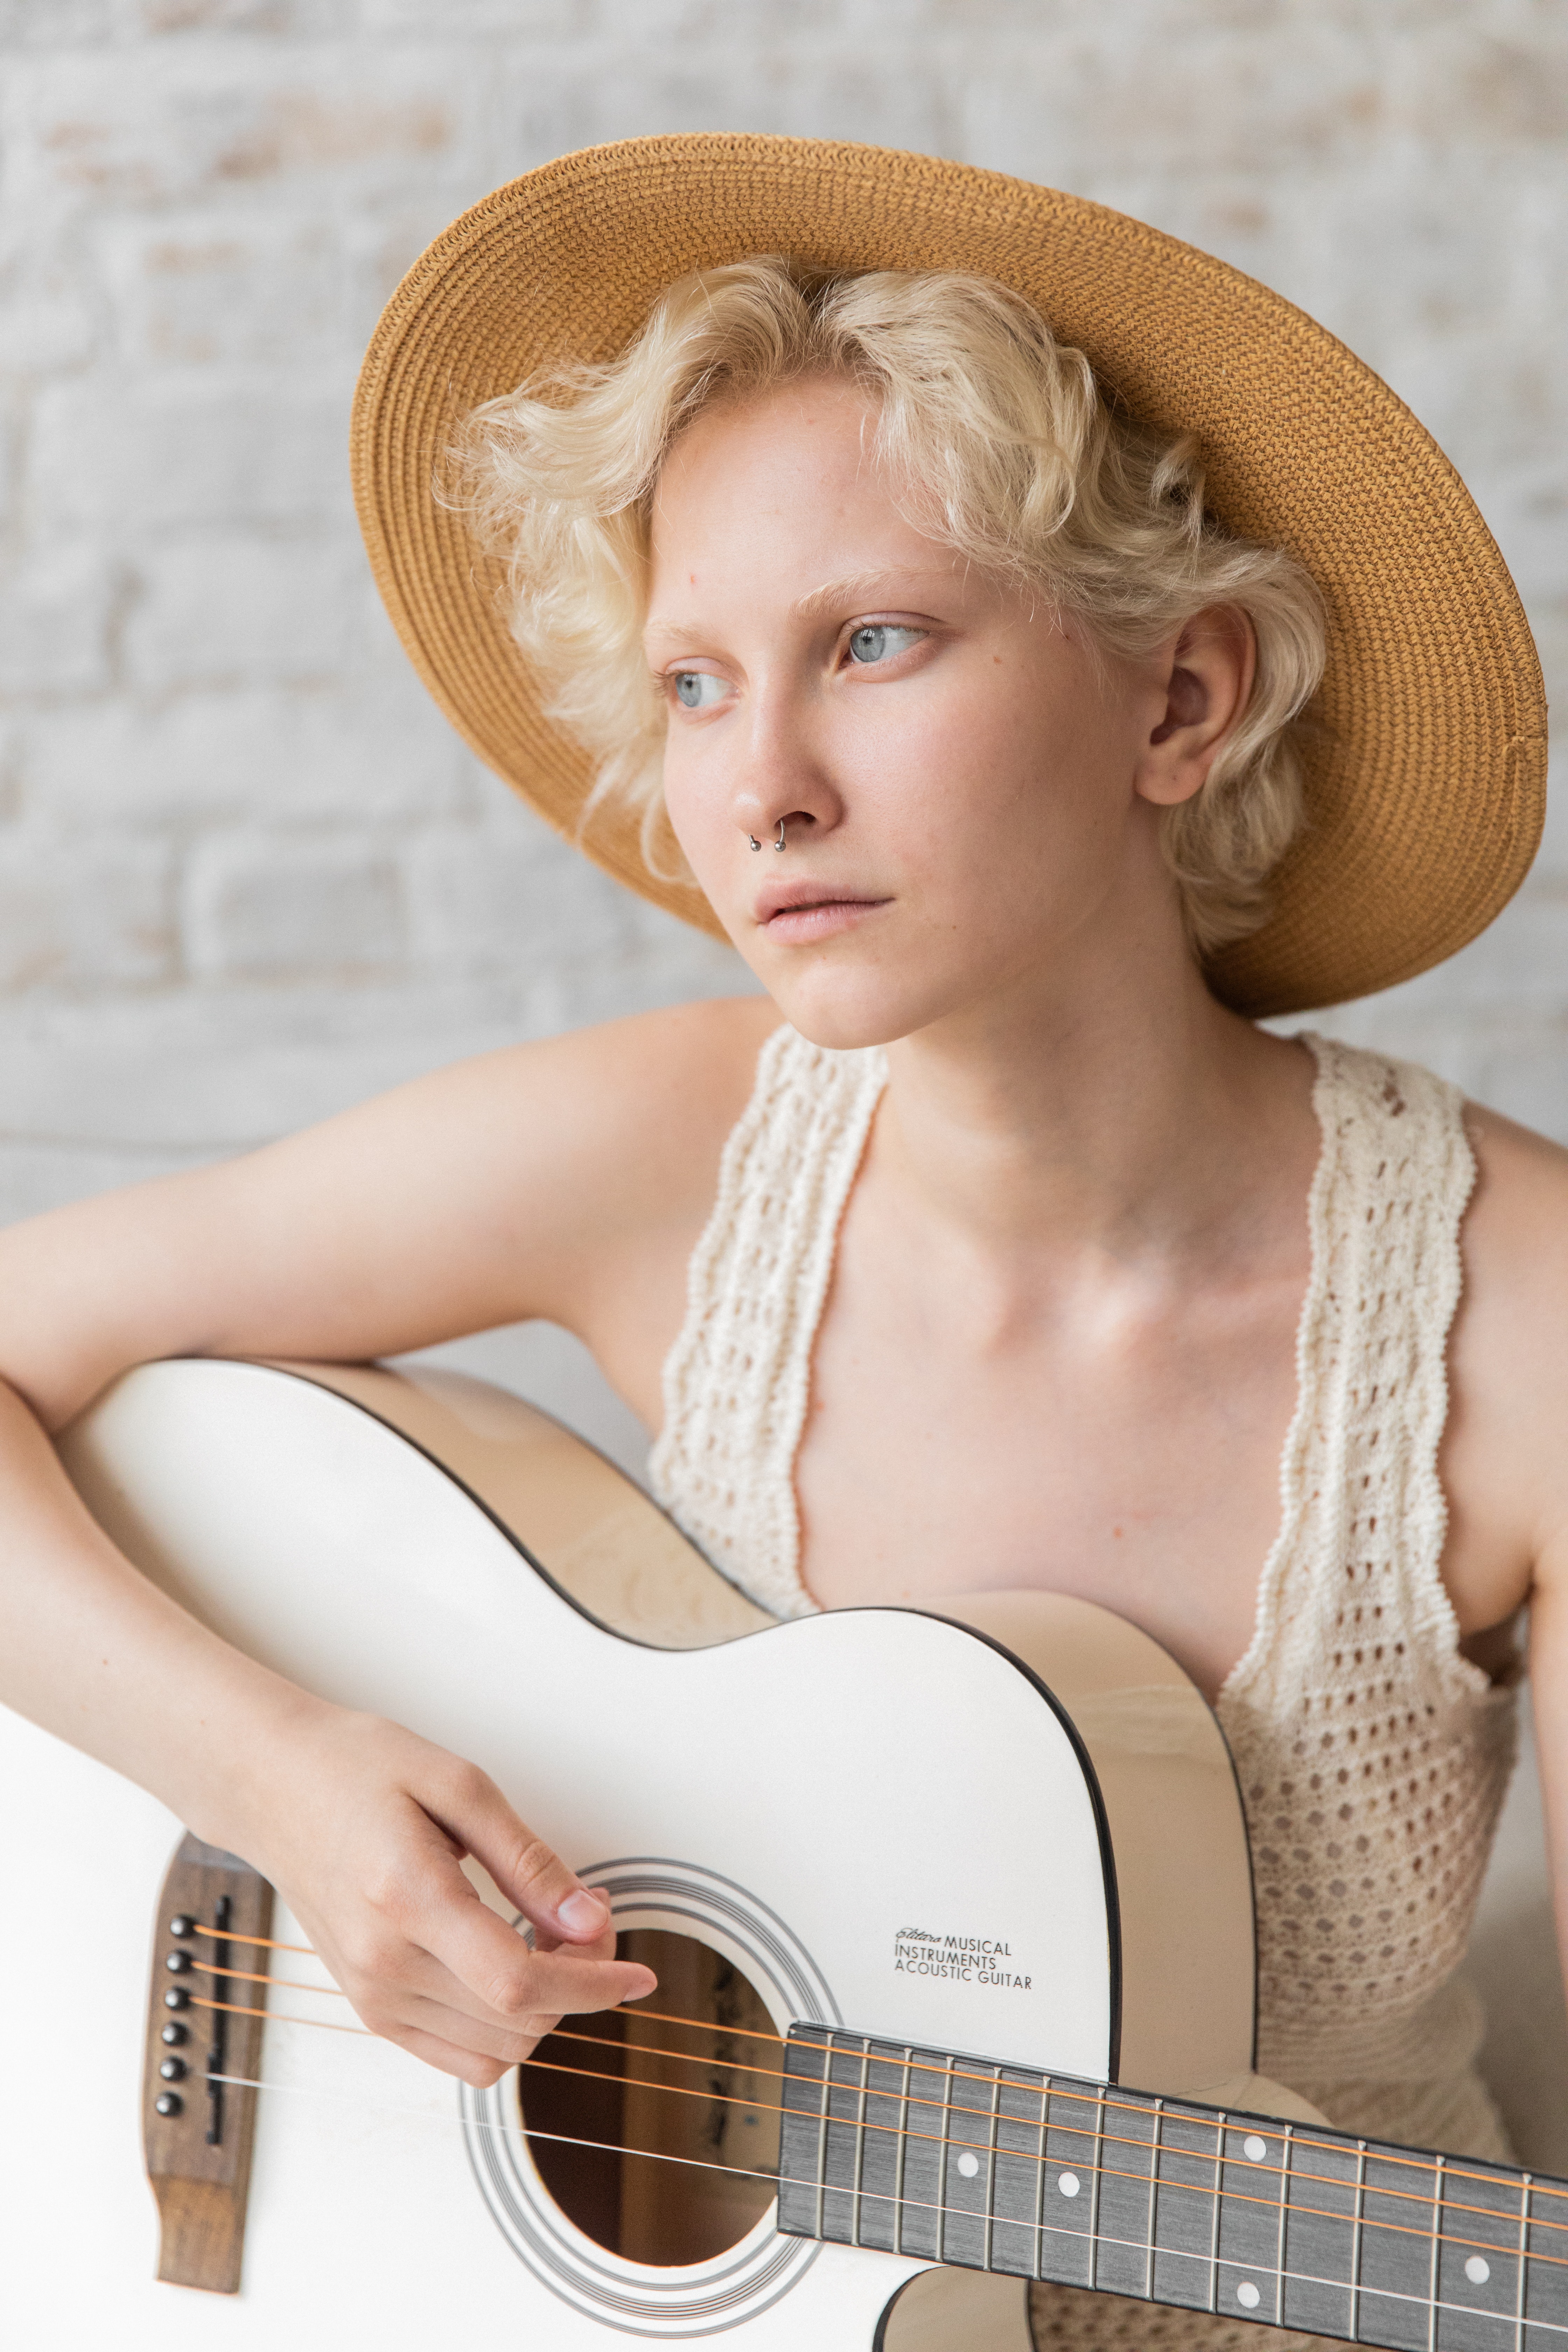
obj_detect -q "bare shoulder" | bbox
[443,993,781,1220]
[1463,1099,1568,1289]
[1446,1102,1568,1598]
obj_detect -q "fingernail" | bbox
[558,1888,609,1936]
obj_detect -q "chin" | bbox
[756,966,950,1054]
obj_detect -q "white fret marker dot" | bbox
[1243,2135,1268,2162]
[1057,2171,1081,2198]
[1465,2257,1491,2286]
[957,2152,980,2179]
[1236,2283,1261,2309]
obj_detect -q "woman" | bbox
[2,135,1562,2340]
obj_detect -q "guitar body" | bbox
[3,1358,1277,2349]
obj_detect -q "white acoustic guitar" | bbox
[3,1358,1562,2351]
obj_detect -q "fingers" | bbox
[425,1757,620,1953]
[260,1711,659,2084]
[405,1849,654,2026]
[379,2021,519,2090]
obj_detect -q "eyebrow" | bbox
[643,567,944,654]
[792,567,941,619]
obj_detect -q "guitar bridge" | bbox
[142,1832,273,2294]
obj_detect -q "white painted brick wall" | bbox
[0,0,1562,1217]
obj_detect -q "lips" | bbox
[752,880,888,925]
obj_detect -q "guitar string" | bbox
[179,1956,346,1997]
[540,2023,1568,2248]
[172,1919,1568,2211]
[173,1995,1564,2270]
[182,2060,1568,2321]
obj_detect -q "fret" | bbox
[988,2066,1049,2279]
[1033,2073,1099,2291]
[1431,2145,1527,2352]
[1090,2081,1160,2301]
[1524,2171,1568,2352]
[893,2047,913,2259]
[933,2053,994,2273]
[775,2029,828,2242]
[1147,2101,1166,2301]
[825,2037,872,2248]
[1281,2119,1360,2341]
[983,2063,1002,2274]
[1214,2114,1285,2323]
[1150,2098,1226,2313]
[883,2035,945,2263]
[1515,2179,1530,2352]
[850,2039,870,2249]
[813,2036,832,2243]
[841,2038,904,2258]
[936,2054,954,2266]
[1356,2140,1369,2342]
[1087,2082,1106,2294]
[1362,2142,1461,2351]
[1032,2076,1049,2278]
[1280,2126,1296,2310]
[1208,2108,1225,2311]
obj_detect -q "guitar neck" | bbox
[777,2026,1568,2351]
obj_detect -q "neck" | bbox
[877,917,1312,1270]
[778,2023,1553,2352]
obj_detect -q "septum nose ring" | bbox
[746,821,789,852]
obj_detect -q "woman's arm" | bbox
[0,996,773,2083]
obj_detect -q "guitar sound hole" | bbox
[518,1928,782,2266]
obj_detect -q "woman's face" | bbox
[647,375,1227,1050]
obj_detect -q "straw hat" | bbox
[351,134,1546,1019]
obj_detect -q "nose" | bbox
[730,684,841,853]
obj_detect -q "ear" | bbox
[1133,606,1256,810]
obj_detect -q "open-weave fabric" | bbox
[651,1028,1519,2220]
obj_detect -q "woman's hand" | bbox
[230,1702,656,2087]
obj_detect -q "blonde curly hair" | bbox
[453,259,1327,953]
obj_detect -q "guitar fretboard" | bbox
[777,2026,1568,2351]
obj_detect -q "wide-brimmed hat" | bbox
[351,134,1546,1018]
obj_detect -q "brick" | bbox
[403,816,640,976]
[22,674,477,827]
[0,826,174,987]
[95,210,346,368]
[122,535,360,689]
[120,2,358,32]
[361,0,582,29]
[0,254,100,379]
[0,543,116,696]
[2,47,482,214]
[1403,28,1568,151]
[0,0,118,42]
[497,50,951,160]
[30,373,347,533]
[183,828,407,977]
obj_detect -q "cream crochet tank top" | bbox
[650,1026,1519,2178]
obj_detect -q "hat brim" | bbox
[351,133,1546,1019]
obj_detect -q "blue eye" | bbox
[673,671,727,709]
[848,624,922,665]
